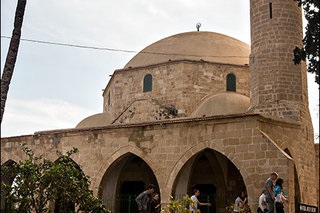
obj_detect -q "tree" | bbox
[294,0,319,84]
[1,0,27,124]
[1,144,109,213]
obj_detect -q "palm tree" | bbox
[1,0,27,123]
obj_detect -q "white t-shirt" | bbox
[258,193,267,210]
[275,192,286,203]
[189,195,199,212]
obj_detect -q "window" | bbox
[107,91,111,106]
[226,73,236,92]
[143,74,152,92]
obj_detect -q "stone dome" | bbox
[124,31,250,68]
[192,92,250,117]
[76,113,112,128]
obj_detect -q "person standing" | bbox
[257,190,268,213]
[135,184,155,213]
[265,172,278,213]
[189,189,211,212]
[274,178,288,213]
[150,193,161,213]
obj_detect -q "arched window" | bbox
[143,74,152,92]
[226,73,236,92]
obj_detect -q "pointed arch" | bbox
[167,142,250,192]
[284,148,301,211]
[97,148,159,213]
[93,145,162,190]
[53,156,83,213]
[168,145,247,213]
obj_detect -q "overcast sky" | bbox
[1,0,319,141]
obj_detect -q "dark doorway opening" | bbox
[173,148,247,213]
[119,181,145,213]
[99,153,160,213]
[194,184,216,213]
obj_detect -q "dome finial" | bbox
[196,22,201,31]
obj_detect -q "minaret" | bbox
[249,0,309,120]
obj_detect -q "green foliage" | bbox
[1,144,109,213]
[226,204,252,213]
[161,194,195,213]
[294,0,319,84]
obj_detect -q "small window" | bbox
[107,91,111,106]
[143,74,152,92]
[269,2,273,19]
[226,73,236,92]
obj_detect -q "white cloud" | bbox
[1,98,95,137]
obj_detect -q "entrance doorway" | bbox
[99,153,159,213]
[119,181,144,213]
[173,148,247,213]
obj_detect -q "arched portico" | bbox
[98,151,160,213]
[170,147,247,213]
[93,146,159,193]
[167,141,249,194]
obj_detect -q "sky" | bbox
[1,0,319,141]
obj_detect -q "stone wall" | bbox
[258,116,318,206]
[1,115,301,212]
[103,60,249,122]
[250,0,306,120]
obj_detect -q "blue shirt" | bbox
[265,178,274,199]
[274,185,282,197]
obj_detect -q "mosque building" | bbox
[1,0,319,212]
